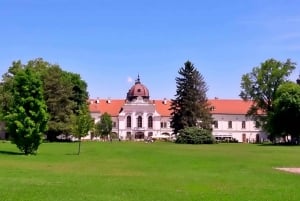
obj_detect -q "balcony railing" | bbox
[133,127,146,131]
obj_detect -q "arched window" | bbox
[126,116,131,128]
[148,116,153,128]
[137,116,142,128]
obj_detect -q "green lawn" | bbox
[1,141,300,201]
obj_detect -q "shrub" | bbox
[175,127,215,144]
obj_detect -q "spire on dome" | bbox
[135,74,141,84]
[127,74,150,101]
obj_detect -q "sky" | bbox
[1,0,300,100]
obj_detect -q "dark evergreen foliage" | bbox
[170,61,212,135]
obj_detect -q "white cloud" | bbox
[127,76,133,83]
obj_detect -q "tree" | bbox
[94,112,113,140]
[240,58,296,135]
[268,82,300,143]
[64,72,89,115]
[0,58,90,141]
[170,61,212,135]
[0,61,23,126]
[71,105,94,155]
[43,66,75,141]
[4,68,48,155]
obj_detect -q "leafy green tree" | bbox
[0,61,23,123]
[43,66,74,141]
[240,58,296,136]
[0,58,89,141]
[71,105,94,155]
[175,127,215,144]
[5,68,48,155]
[64,72,89,114]
[268,82,300,143]
[94,112,113,140]
[170,61,212,135]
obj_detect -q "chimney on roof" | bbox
[214,97,218,100]
[107,97,111,104]
[96,98,100,104]
[163,98,167,105]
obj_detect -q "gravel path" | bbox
[274,167,300,174]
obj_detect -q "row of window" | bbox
[126,116,153,128]
[123,116,169,129]
[114,119,255,130]
[214,121,252,129]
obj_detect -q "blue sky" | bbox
[1,0,300,99]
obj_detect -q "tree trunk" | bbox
[78,138,81,155]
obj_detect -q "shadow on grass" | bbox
[0,150,23,155]
[257,143,300,147]
[65,153,79,156]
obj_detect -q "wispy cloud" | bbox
[127,76,133,83]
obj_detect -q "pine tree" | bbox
[170,61,212,135]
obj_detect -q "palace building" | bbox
[88,76,268,143]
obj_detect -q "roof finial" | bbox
[136,74,141,84]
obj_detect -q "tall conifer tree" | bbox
[170,61,212,134]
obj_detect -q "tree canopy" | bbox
[170,61,212,137]
[268,82,300,143]
[240,58,296,132]
[4,68,48,154]
[0,58,89,141]
[94,112,113,140]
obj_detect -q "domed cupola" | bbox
[126,75,150,101]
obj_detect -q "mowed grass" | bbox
[1,142,300,201]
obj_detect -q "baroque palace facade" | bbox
[88,76,268,143]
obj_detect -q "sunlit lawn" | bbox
[1,141,300,201]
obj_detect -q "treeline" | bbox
[1,57,300,154]
[0,58,91,153]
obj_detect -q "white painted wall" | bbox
[212,114,268,142]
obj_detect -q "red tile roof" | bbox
[88,98,255,116]
[208,99,253,115]
[154,99,172,116]
[89,99,125,116]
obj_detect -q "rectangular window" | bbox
[255,121,260,128]
[148,116,153,128]
[242,121,246,129]
[228,121,232,129]
[161,122,163,128]
[112,122,117,128]
[214,121,218,129]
